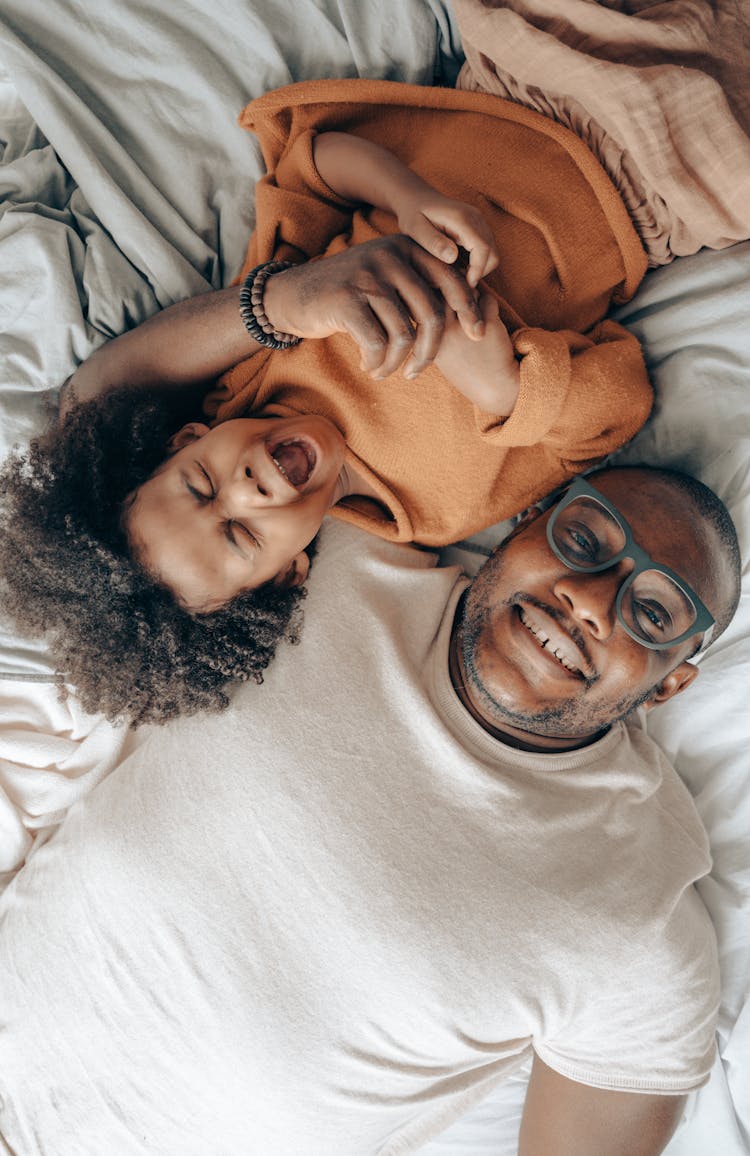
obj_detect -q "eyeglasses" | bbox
[546,477,715,652]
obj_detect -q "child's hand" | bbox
[430,291,520,416]
[396,192,500,289]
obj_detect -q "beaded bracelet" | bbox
[238,260,302,351]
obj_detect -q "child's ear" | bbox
[167,422,211,455]
[274,552,310,589]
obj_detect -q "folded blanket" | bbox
[453,0,750,266]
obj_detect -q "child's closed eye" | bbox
[225,519,260,550]
[186,462,216,501]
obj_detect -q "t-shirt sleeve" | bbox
[533,886,720,1093]
[474,319,653,468]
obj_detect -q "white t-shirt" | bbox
[0,521,719,1155]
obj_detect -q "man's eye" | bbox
[563,525,600,563]
[632,598,669,638]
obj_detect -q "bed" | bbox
[0,2,748,1153]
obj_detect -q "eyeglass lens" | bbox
[550,496,699,646]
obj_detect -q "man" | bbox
[0,447,740,1154]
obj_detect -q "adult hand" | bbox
[263,235,485,379]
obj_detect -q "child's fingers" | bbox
[458,229,500,288]
[478,290,500,322]
[408,214,460,265]
[469,244,500,287]
[439,207,499,286]
[466,242,492,288]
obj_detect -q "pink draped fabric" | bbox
[453,0,750,265]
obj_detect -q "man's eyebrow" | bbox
[600,505,622,531]
[582,496,623,530]
[663,576,696,618]
[574,494,624,536]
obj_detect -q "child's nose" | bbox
[243,466,272,500]
[222,465,278,508]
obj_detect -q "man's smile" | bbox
[515,602,594,682]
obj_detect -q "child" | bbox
[0,80,652,725]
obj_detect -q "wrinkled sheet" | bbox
[453,0,750,266]
[0,2,748,1154]
[0,0,462,865]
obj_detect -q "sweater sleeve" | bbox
[202,348,274,423]
[474,319,653,465]
[244,128,357,271]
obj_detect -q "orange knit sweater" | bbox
[204,79,651,546]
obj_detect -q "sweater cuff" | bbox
[275,127,356,210]
[248,129,354,273]
[474,328,572,446]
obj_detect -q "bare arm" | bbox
[519,1055,685,1156]
[433,290,520,414]
[313,130,430,217]
[313,132,499,288]
[61,235,485,416]
[61,286,253,415]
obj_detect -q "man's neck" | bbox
[447,619,607,754]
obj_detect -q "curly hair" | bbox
[0,386,312,727]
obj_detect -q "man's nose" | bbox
[553,561,633,641]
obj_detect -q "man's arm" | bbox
[61,286,254,415]
[519,1055,685,1156]
[61,234,484,416]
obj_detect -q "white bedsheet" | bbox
[0,2,748,1153]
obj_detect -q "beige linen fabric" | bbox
[0,521,719,1154]
[453,0,750,265]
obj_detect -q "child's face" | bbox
[124,414,346,611]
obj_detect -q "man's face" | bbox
[124,414,346,612]
[455,470,725,748]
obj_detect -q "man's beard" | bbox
[458,554,654,739]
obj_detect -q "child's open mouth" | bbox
[268,437,317,489]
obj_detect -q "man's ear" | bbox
[642,661,699,712]
[167,421,211,455]
[273,551,310,589]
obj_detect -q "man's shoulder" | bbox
[618,712,712,859]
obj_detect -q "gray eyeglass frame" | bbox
[546,476,715,652]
